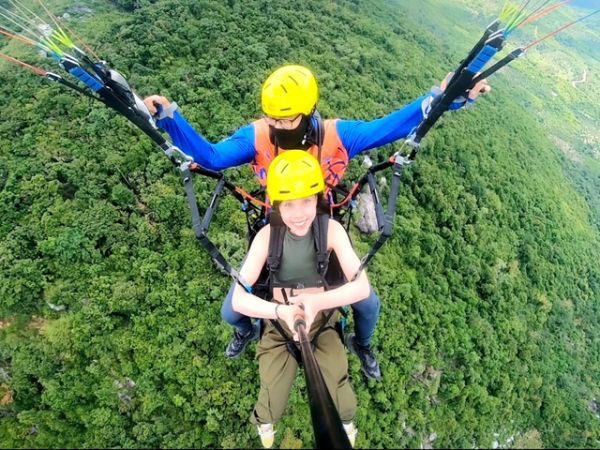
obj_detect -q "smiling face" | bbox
[278,195,318,236]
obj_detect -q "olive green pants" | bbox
[250,313,357,425]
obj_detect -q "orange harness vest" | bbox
[251,118,349,189]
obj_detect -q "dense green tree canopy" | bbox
[1,0,599,448]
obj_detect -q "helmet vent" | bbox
[261,65,318,117]
[266,150,324,202]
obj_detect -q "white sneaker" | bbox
[343,422,358,448]
[257,423,276,448]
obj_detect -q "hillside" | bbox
[1,0,599,448]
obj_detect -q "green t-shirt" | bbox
[273,228,322,287]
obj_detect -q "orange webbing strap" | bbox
[235,187,269,209]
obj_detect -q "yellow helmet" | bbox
[261,65,318,117]
[267,150,325,202]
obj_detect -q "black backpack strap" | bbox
[312,213,330,280]
[312,109,325,163]
[266,212,344,362]
[309,215,347,347]
[264,217,304,364]
[267,211,286,275]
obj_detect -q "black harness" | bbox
[265,211,346,364]
[267,211,330,290]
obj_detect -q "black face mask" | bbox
[270,115,311,150]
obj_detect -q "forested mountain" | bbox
[1,0,599,448]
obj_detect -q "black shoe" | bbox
[225,323,260,358]
[345,333,382,381]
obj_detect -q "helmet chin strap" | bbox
[302,106,318,146]
[303,108,324,164]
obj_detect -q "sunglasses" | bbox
[262,114,302,129]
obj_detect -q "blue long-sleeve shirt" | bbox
[157,93,433,171]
